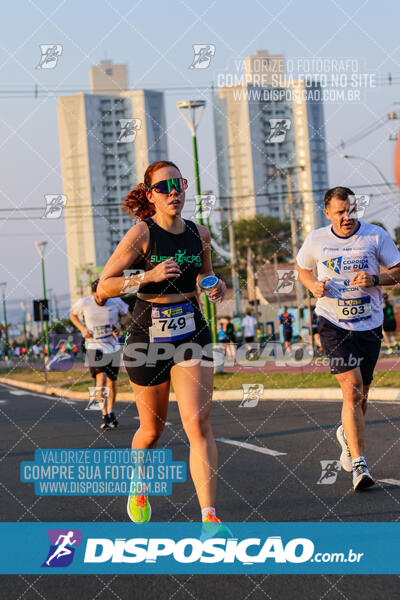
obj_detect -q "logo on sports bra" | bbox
[150,249,202,266]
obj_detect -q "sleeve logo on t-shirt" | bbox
[322,256,342,274]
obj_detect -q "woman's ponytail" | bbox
[122,160,180,221]
[122,182,155,220]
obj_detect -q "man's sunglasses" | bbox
[148,178,188,194]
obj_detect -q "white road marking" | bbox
[216,438,287,456]
[0,384,72,401]
[378,479,400,486]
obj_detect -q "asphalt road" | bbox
[1,383,400,599]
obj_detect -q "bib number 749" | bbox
[159,316,187,331]
[149,303,196,342]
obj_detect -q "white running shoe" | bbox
[336,425,352,472]
[352,459,375,491]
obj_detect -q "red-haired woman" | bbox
[98,160,228,529]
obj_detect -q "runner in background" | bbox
[241,310,257,343]
[310,308,322,354]
[241,309,258,359]
[382,293,397,352]
[217,320,227,356]
[297,186,400,491]
[225,316,236,361]
[279,306,294,355]
[70,279,130,430]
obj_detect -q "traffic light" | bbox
[33,299,49,322]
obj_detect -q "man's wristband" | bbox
[372,275,379,286]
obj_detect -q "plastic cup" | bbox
[200,275,219,302]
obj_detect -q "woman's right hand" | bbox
[149,258,181,283]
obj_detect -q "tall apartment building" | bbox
[214,50,328,242]
[58,60,168,304]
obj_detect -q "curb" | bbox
[1,377,400,402]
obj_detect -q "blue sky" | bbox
[1,0,400,318]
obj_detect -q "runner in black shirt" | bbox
[98,160,230,536]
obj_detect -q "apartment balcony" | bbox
[101,126,115,136]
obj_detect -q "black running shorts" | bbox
[283,330,292,342]
[86,348,121,381]
[317,315,382,385]
[123,296,213,387]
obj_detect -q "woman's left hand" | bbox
[209,278,226,303]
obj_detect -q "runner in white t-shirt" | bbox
[70,279,130,430]
[241,310,258,359]
[297,186,400,491]
[241,311,257,342]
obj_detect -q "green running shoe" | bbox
[127,493,152,523]
[200,511,233,542]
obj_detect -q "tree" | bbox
[50,318,78,334]
[394,226,400,249]
[369,221,386,230]
[220,214,291,268]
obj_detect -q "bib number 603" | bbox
[342,305,364,316]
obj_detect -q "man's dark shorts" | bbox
[318,316,382,385]
[283,330,292,342]
[86,348,121,381]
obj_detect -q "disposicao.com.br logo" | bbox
[82,535,362,565]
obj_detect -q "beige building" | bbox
[244,49,285,86]
[57,60,168,305]
[214,50,328,239]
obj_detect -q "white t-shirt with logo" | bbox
[71,296,129,353]
[296,221,400,331]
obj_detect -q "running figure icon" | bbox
[45,531,77,566]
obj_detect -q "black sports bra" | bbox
[133,217,203,295]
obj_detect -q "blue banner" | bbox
[0,522,399,574]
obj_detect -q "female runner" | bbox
[98,160,228,528]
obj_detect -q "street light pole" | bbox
[177,100,217,343]
[0,282,10,360]
[20,301,28,353]
[269,165,305,319]
[226,195,241,316]
[35,241,50,357]
[47,288,53,324]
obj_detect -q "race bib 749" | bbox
[149,302,195,343]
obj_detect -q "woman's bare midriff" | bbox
[136,291,197,304]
